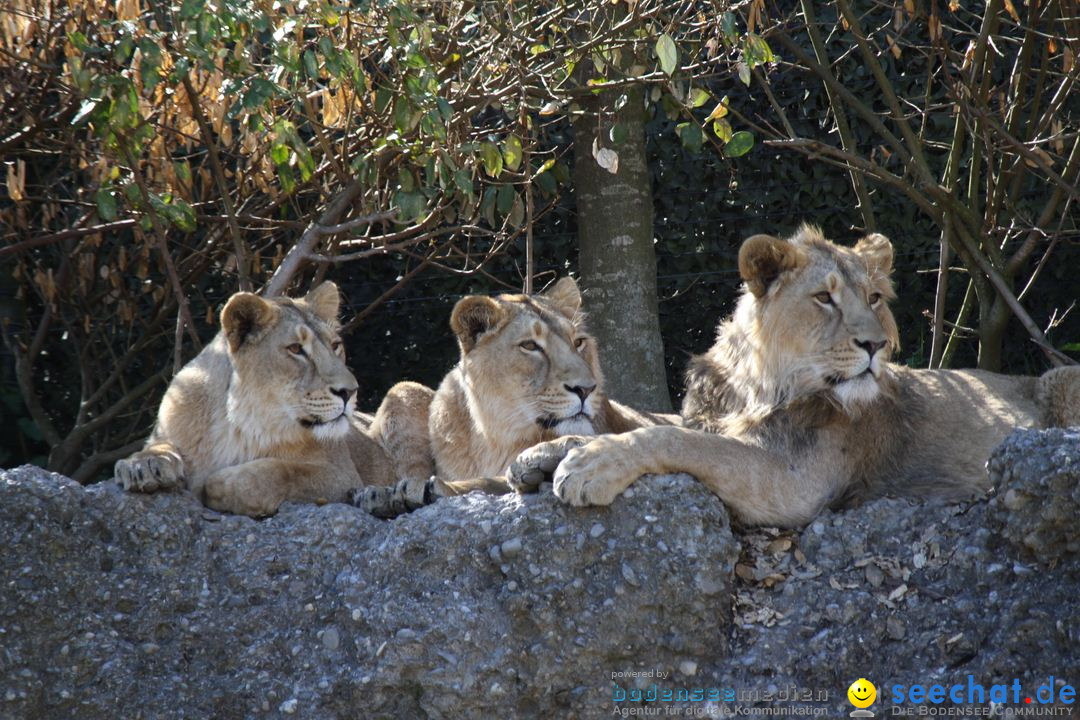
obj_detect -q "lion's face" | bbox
[735,225,899,410]
[221,282,358,442]
[450,277,604,438]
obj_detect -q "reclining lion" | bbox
[521,226,1079,528]
[114,282,423,517]
[356,277,677,517]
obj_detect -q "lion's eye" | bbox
[868,292,882,306]
[287,343,305,355]
[574,337,587,350]
[331,340,343,353]
[520,340,541,352]
[813,291,834,305]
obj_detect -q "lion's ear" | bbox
[221,293,277,352]
[450,295,506,353]
[854,233,894,276]
[542,276,582,319]
[302,281,341,323]
[738,234,805,297]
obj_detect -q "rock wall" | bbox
[1,428,1077,718]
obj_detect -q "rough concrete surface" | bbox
[1,428,1077,718]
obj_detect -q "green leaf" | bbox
[712,118,733,143]
[294,145,315,181]
[270,142,289,165]
[503,135,523,172]
[745,34,776,68]
[179,0,205,20]
[1061,342,1080,352]
[303,49,320,80]
[454,169,474,196]
[534,168,557,194]
[496,183,515,215]
[676,122,703,152]
[737,62,751,86]
[725,130,755,158]
[95,188,117,221]
[170,198,197,232]
[277,165,296,194]
[374,89,393,114]
[138,39,163,93]
[609,123,628,146]
[655,33,678,75]
[396,190,426,221]
[481,142,503,178]
[721,12,738,43]
[114,35,134,64]
[67,31,89,51]
[689,88,710,108]
[393,99,412,133]
[437,97,454,122]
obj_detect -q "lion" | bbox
[114,282,414,517]
[356,277,677,517]
[514,226,1080,528]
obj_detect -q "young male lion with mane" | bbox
[513,226,1080,528]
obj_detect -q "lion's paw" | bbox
[352,477,433,519]
[202,467,282,518]
[115,450,184,493]
[552,438,640,507]
[508,436,590,493]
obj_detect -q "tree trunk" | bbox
[572,87,671,412]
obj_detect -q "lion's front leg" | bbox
[552,425,836,528]
[551,433,656,507]
[507,435,592,493]
[203,459,357,517]
[115,441,186,493]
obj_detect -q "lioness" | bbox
[115,282,408,517]
[520,226,1080,528]
[357,277,677,517]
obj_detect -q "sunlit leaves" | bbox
[655,33,678,75]
[724,131,754,158]
[481,142,504,178]
[503,135,523,172]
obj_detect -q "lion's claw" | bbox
[115,450,184,493]
[507,436,590,493]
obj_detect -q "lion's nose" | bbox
[565,384,595,401]
[854,339,887,358]
[330,387,354,402]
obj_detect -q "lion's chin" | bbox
[831,372,881,409]
[552,414,597,437]
[307,414,351,441]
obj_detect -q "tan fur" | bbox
[115,282,395,517]
[545,226,1080,528]
[359,278,675,516]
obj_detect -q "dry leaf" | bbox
[592,137,619,174]
[888,583,909,602]
[766,537,792,555]
[1003,0,1020,23]
[887,35,902,59]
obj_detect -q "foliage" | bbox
[0,0,765,479]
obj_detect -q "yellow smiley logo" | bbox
[848,678,877,708]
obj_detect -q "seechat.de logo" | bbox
[848,678,877,718]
